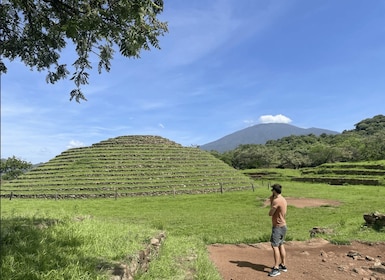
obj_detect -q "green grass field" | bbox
[1,181,384,279]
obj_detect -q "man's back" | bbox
[271,195,287,227]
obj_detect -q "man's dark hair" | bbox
[271,184,282,194]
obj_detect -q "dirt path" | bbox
[207,198,385,280]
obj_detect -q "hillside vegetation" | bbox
[244,160,385,186]
[0,135,254,199]
[212,115,385,169]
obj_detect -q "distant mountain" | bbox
[200,123,339,152]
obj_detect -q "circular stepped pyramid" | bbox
[1,135,255,199]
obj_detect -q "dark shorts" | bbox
[270,226,287,247]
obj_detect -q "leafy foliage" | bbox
[1,0,168,102]
[211,115,385,169]
[0,156,33,180]
[353,114,385,135]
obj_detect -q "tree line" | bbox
[210,115,385,169]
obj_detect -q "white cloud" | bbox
[66,140,85,149]
[259,114,292,124]
[242,114,292,126]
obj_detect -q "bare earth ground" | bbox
[208,198,385,280]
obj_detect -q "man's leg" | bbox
[268,245,282,276]
[272,246,281,268]
[279,244,286,266]
[269,227,284,276]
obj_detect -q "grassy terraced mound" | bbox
[0,135,254,199]
[292,161,385,186]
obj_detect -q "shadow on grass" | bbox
[362,222,385,232]
[372,224,385,232]
[0,217,111,279]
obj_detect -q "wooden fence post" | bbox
[220,183,223,194]
[9,191,13,200]
[251,183,255,192]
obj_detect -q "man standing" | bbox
[268,184,288,277]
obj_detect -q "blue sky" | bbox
[1,0,385,164]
